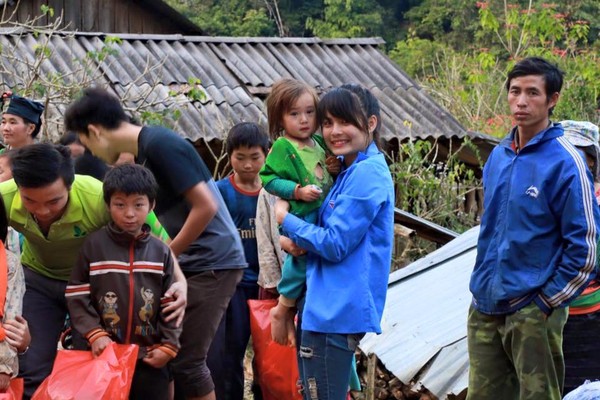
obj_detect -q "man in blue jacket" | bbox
[467,57,600,400]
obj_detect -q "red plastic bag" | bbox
[32,343,138,400]
[248,299,302,400]
[0,378,24,400]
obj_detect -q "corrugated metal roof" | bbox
[360,225,480,399]
[0,30,490,145]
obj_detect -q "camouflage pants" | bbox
[466,302,568,400]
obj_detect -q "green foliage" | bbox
[306,0,384,38]
[403,0,480,50]
[40,4,54,18]
[185,77,207,103]
[276,0,324,36]
[390,139,481,234]
[391,2,600,137]
[389,137,481,263]
[85,36,121,62]
[183,0,277,36]
[388,35,451,78]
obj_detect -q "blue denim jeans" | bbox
[298,330,363,400]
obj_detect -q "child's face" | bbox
[282,92,317,141]
[109,192,152,236]
[230,146,265,182]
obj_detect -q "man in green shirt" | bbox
[0,144,186,398]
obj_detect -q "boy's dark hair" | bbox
[506,57,564,100]
[226,122,270,156]
[11,144,74,188]
[266,78,319,141]
[103,164,158,205]
[64,87,129,136]
[340,83,382,145]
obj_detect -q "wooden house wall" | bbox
[1,0,187,34]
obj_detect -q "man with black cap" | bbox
[1,92,44,151]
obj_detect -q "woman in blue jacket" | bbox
[275,85,394,399]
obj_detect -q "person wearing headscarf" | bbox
[560,120,600,395]
[562,120,600,202]
[1,92,44,152]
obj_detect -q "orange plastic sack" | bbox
[32,343,138,400]
[0,378,24,400]
[248,299,302,400]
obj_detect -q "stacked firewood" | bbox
[351,351,437,400]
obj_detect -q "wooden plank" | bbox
[98,0,114,33]
[127,0,142,33]
[31,0,47,25]
[48,0,63,27]
[63,0,79,31]
[82,0,98,31]
[114,0,128,33]
[0,1,23,24]
[366,353,377,400]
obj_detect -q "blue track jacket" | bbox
[470,123,600,315]
[281,142,394,334]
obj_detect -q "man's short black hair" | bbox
[64,87,129,136]
[11,143,74,188]
[102,164,158,205]
[226,122,270,156]
[506,57,564,96]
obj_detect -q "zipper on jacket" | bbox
[125,239,135,344]
[489,147,518,306]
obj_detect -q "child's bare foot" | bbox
[270,303,294,346]
[285,313,296,347]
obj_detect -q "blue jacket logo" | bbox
[525,185,539,199]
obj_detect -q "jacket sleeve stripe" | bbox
[90,261,129,267]
[65,284,90,297]
[90,268,130,276]
[132,261,164,267]
[548,137,598,306]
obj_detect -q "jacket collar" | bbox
[106,221,151,246]
[341,141,380,169]
[501,122,563,151]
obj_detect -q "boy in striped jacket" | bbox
[66,164,180,399]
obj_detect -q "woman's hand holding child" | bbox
[325,155,342,176]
